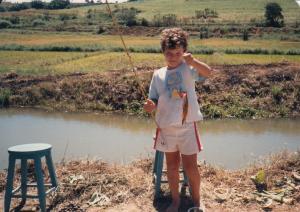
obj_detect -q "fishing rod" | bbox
[104,0,162,132]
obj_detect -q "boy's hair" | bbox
[160,28,188,52]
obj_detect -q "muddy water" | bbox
[0,108,299,170]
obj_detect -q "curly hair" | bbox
[160,28,189,52]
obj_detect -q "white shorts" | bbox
[153,122,203,155]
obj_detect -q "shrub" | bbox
[162,14,177,26]
[32,19,46,27]
[115,7,138,26]
[8,3,29,12]
[242,28,249,41]
[140,18,149,26]
[31,0,46,9]
[195,8,218,19]
[97,26,106,34]
[265,2,284,27]
[59,14,70,21]
[48,0,70,10]
[0,19,12,29]
[9,15,20,25]
[0,88,11,108]
[0,6,6,12]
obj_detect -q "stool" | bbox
[153,150,189,197]
[4,143,58,212]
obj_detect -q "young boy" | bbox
[144,28,213,212]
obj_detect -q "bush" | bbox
[0,88,11,108]
[152,13,177,27]
[162,14,177,26]
[0,19,12,29]
[8,3,29,12]
[115,7,138,26]
[0,6,6,12]
[59,14,70,21]
[242,28,249,41]
[195,8,218,19]
[48,0,70,10]
[265,2,284,27]
[199,26,209,39]
[9,15,20,25]
[31,0,46,9]
[97,26,106,34]
[32,19,46,27]
[140,18,149,26]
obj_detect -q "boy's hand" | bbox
[183,52,194,66]
[143,99,156,113]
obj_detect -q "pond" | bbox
[0,108,299,170]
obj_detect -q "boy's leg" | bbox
[165,151,181,211]
[181,153,201,207]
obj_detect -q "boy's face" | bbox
[163,47,185,69]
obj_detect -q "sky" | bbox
[2,0,129,3]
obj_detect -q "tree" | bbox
[48,0,70,10]
[265,2,284,27]
[31,0,46,9]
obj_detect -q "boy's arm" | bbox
[183,53,213,78]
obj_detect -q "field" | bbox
[1,31,300,51]
[1,51,300,75]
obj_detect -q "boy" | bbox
[144,28,213,212]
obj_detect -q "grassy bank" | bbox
[0,63,299,119]
[0,151,299,211]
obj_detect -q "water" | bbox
[0,108,299,170]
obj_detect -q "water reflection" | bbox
[0,108,299,170]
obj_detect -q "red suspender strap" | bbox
[193,122,202,151]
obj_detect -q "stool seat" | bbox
[4,143,58,212]
[8,143,52,154]
[8,143,52,156]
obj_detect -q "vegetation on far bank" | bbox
[0,63,299,119]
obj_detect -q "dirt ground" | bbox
[0,63,300,119]
[0,151,299,211]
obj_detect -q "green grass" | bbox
[83,0,300,24]
[0,31,299,54]
[1,51,299,75]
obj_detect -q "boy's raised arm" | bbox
[183,53,213,78]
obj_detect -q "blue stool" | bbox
[4,143,58,212]
[153,150,189,197]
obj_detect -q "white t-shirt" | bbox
[149,62,205,128]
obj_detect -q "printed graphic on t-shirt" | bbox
[165,70,186,98]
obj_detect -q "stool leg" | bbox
[34,157,46,212]
[45,151,58,187]
[4,155,16,212]
[20,159,28,205]
[153,151,159,174]
[155,151,164,197]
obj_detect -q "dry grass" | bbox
[0,150,299,211]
